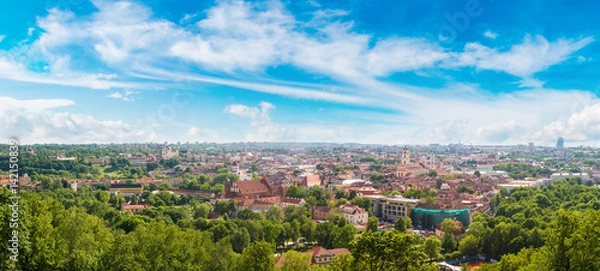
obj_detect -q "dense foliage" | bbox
[456,178,600,270]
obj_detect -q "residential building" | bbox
[279,197,305,208]
[365,195,419,222]
[161,146,179,159]
[310,246,351,265]
[109,183,143,195]
[339,204,368,225]
[312,206,332,221]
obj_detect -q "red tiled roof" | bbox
[236,180,270,194]
[311,246,334,257]
[339,204,367,214]
[122,204,147,210]
[328,248,351,256]
[282,197,303,204]
[234,198,255,207]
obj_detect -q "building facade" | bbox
[109,183,144,195]
[339,204,368,225]
[366,195,419,223]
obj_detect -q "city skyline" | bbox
[1,0,599,145]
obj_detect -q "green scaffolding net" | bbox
[411,208,470,230]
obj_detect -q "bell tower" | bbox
[401,147,410,165]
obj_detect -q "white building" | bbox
[339,204,368,225]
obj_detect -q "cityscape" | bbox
[1,0,600,270]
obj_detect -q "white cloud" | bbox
[483,30,498,39]
[0,35,4,43]
[532,103,600,143]
[0,56,131,89]
[106,90,138,101]
[0,96,150,144]
[518,78,545,88]
[449,35,594,77]
[27,27,35,36]
[224,102,292,141]
[476,121,522,143]
[366,38,448,77]
[185,126,219,140]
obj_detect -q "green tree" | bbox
[214,200,230,216]
[193,203,212,219]
[315,222,336,249]
[266,205,284,224]
[458,235,480,256]
[349,231,433,271]
[231,228,251,254]
[442,233,457,253]
[333,224,356,248]
[394,217,407,232]
[280,250,312,271]
[235,241,275,271]
[424,236,442,261]
[300,220,316,243]
[367,216,379,232]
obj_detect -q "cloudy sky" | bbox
[0,0,599,146]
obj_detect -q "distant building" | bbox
[279,197,305,208]
[276,246,350,268]
[557,137,565,149]
[310,246,351,265]
[301,175,322,187]
[110,183,143,195]
[401,147,410,165]
[161,146,179,159]
[312,206,333,221]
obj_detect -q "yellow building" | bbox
[109,183,143,194]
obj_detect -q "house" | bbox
[122,204,148,214]
[301,175,322,187]
[279,197,305,208]
[312,206,332,221]
[339,204,368,225]
[225,177,279,199]
[311,246,351,265]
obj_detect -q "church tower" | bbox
[401,147,410,165]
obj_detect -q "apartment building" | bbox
[365,195,420,223]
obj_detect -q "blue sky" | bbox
[0,0,599,146]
